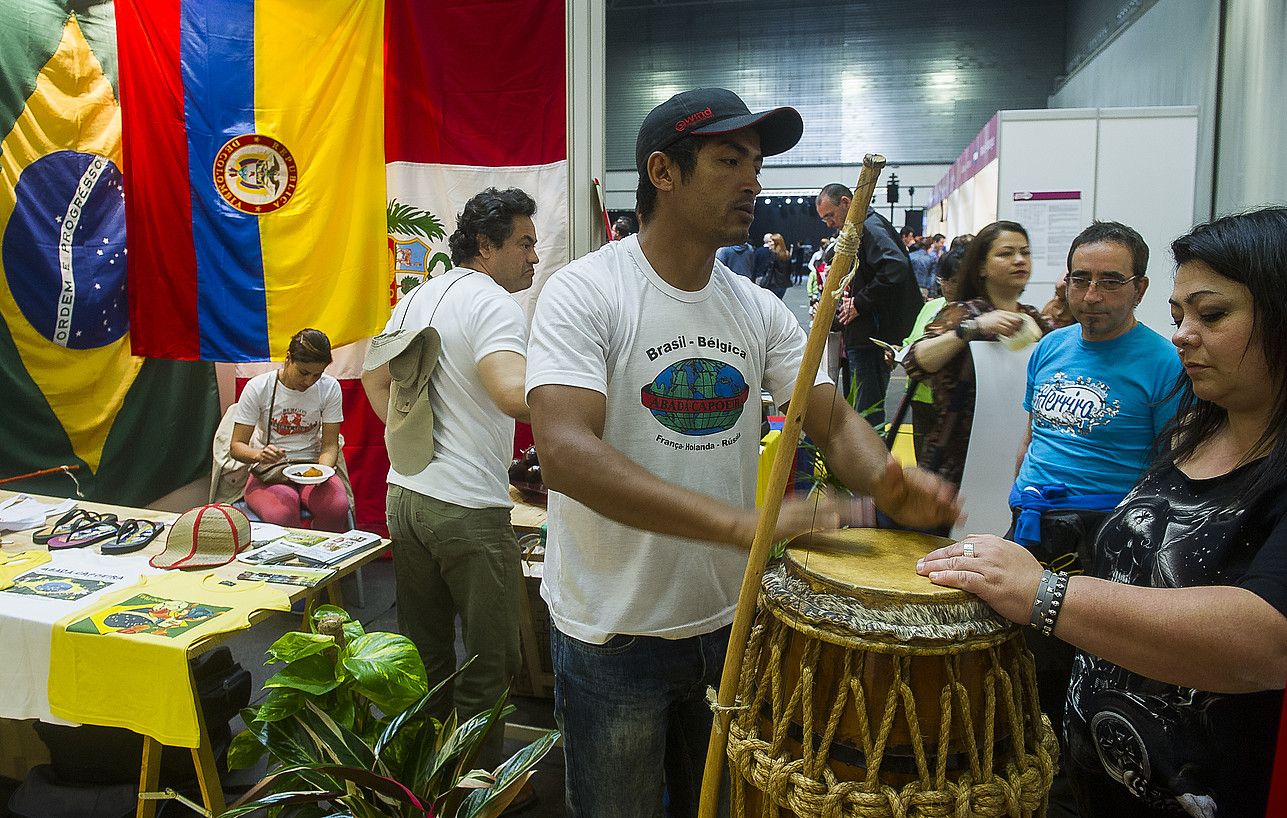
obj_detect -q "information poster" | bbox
[1012,191,1084,282]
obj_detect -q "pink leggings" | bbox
[243,474,349,532]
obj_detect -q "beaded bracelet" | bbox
[1030,569,1070,637]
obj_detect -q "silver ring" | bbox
[962,541,976,558]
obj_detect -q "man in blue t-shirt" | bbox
[1007,220,1182,739]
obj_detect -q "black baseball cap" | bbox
[634,88,804,175]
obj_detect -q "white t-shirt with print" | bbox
[383,268,528,510]
[233,371,343,462]
[526,235,828,644]
[0,550,159,722]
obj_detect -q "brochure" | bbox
[288,529,382,565]
[237,565,334,588]
[237,529,380,567]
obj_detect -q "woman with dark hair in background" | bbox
[904,221,1050,485]
[917,207,1287,817]
[230,328,348,530]
[899,238,970,465]
[759,232,792,299]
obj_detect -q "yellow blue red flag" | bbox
[117,0,388,362]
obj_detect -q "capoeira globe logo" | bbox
[213,134,297,214]
[641,358,749,436]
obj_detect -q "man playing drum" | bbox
[525,87,960,817]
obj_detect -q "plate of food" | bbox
[283,463,335,485]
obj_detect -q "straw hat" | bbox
[150,504,251,569]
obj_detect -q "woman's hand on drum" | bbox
[974,310,1026,338]
[916,534,1044,625]
[869,459,963,530]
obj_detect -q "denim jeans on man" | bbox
[552,624,731,817]
[386,484,523,771]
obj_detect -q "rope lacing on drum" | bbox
[724,602,1057,817]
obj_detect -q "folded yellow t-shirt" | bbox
[49,571,289,747]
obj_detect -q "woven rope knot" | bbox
[705,686,748,725]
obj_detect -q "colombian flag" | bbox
[0,5,217,502]
[117,0,387,362]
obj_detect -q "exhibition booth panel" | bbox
[926,106,1199,336]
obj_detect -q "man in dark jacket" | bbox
[816,183,922,426]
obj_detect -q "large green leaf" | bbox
[341,633,428,714]
[228,727,268,771]
[296,702,378,772]
[424,697,512,802]
[268,632,337,664]
[256,687,308,723]
[220,788,346,818]
[227,763,429,818]
[456,730,559,818]
[266,653,344,696]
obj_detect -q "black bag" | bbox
[1036,508,1109,574]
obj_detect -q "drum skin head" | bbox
[784,528,962,605]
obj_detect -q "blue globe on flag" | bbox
[640,358,750,436]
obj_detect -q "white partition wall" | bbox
[1092,109,1200,333]
[928,106,1199,336]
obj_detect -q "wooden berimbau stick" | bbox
[697,154,888,818]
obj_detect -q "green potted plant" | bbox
[223,605,558,818]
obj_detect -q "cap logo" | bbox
[675,107,714,133]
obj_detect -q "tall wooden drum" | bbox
[725,528,1056,817]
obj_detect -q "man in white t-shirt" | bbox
[526,88,961,817]
[362,187,536,775]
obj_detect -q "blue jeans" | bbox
[551,624,731,818]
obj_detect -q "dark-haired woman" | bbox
[760,232,792,299]
[899,242,968,466]
[917,207,1287,816]
[904,221,1050,485]
[230,328,348,531]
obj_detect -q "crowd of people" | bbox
[247,85,1283,818]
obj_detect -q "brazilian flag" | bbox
[0,1,218,504]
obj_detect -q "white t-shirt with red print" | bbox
[233,371,343,462]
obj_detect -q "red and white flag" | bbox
[262,0,568,534]
[384,0,568,310]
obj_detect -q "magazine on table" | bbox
[237,564,334,588]
[238,529,380,567]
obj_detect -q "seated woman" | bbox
[917,207,1287,817]
[229,328,348,531]
[904,221,1050,486]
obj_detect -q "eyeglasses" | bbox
[1067,274,1138,293]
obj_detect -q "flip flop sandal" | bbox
[100,519,165,556]
[32,509,118,545]
[46,520,121,550]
